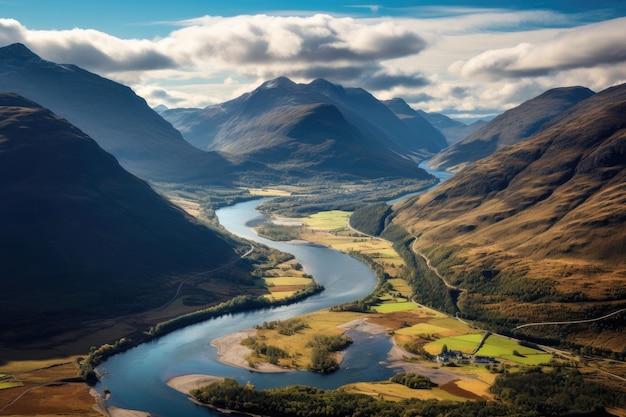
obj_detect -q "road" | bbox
[514,308,626,329]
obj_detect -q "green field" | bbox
[425,333,484,354]
[373,301,417,313]
[304,211,352,230]
[476,334,553,365]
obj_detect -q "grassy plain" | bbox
[246,208,548,402]
[0,356,102,417]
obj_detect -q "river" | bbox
[96,164,452,417]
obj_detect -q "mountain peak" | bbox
[260,76,296,90]
[382,98,414,116]
[0,43,42,62]
[309,78,345,96]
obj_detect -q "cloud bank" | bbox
[1,10,625,119]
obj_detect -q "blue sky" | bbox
[1,1,625,120]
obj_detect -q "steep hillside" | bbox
[162,77,442,179]
[0,94,256,348]
[389,84,626,351]
[0,43,235,184]
[428,86,595,172]
[382,98,448,152]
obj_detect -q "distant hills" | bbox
[161,77,444,179]
[0,94,253,346]
[389,83,626,350]
[0,43,236,184]
[416,110,487,146]
[428,86,595,172]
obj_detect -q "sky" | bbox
[1,0,626,121]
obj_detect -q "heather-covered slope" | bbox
[428,86,595,172]
[389,84,626,351]
[0,43,235,184]
[162,77,440,179]
[0,94,252,345]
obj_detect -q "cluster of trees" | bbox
[242,337,290,366]
[255,318,308,335]
[349,203,392,236]
[307,334,353,374]
[390,373,437,389]
[256,223,303,241]
[191,366,621,417]
[381,225,457,315]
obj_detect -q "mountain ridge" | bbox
[0,43,236,184]
[162,76,445,180]
[0,93,255,347]
[427,86,596,172]
[389,83,626,350]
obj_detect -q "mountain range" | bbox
[428,86,595,172]
[161,77,445,179]
[0,43,236,184]
[390,83,626,350]
[0,93,253,348]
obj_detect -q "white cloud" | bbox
[1,10,624,117]
[451,17,626,80]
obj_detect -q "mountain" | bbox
[427,86,595,172]
[389,83,626,351]
[0,43,235,184]
[417,110,488,145]
[382,98,448,151]
[0,94,254,347]
[161,77,443,179]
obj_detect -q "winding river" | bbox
[96,163,451,417]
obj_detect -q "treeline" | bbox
[349,203,392,236]
[255,318,308,335]
[79,283,324,381]
[381,224,456,315]
[329,251,389,313]
[256,223,303,241]
[390,373,437,389]
[191,366,621,417]
[307,334,353,374]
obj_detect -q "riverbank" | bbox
[211,329,295,373]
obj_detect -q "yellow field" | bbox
[248,188,292,196]
[264,277,314,286]
[249,310,366,369]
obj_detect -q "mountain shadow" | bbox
[0,94,257,354]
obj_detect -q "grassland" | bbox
[235,207,566,402]
[0,356,102,417]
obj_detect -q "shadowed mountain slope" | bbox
[0,94,252,345]
[428,86,595,172]
[390,83,626,350]
[162,77,441,179]
[382,98,448,152]
[0,43,235,184]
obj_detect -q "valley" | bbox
[0,42,624,417]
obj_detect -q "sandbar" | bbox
[211,329,293,373]
[166,374,224,394]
